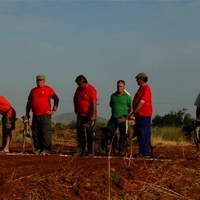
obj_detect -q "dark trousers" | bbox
[134,116,151,156]
[76,115,95,155]
[32,115,52,152]
[106,118,126,152]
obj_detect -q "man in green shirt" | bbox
[106,80,132,155]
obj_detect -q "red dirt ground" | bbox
[0,144,200,200]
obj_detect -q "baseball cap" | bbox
[36,75,46,80]
[135,72,148,79]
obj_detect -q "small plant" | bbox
[52,122,67,130]
[110,172,120,185]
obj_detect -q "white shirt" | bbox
[124,89,130,96]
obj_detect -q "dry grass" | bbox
[0,119,194,147]
[151,126,193,146]
[0,119,77,147]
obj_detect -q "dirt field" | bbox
[0,144,200,200]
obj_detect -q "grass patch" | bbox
[0,119,194,148]
[151,126,192,146]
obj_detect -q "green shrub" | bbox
[66,120,76,129]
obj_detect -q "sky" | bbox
[0,0,200,120]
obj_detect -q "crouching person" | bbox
[0,95,16,153]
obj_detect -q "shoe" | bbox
[136,153,149,158]
[100,147,107,154]
[34,149,41,155]
[118,150,125,155]
[75,149,84,156]
[41,150,51,155]
[88,153,94,157]
[0,149,10,153]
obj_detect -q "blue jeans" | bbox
[106,118,126,152]
[134,116,151,156]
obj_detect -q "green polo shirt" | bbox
[109,92,132,118]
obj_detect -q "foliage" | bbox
[52,122,68,130]
[95,121,107,128]
[152,108,194,127]
[65,120,107,130]
[66,120,76,129]
[0,117,193,150]
[110,173,120,185]
[151,126,185,143]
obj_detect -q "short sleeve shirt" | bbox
[0,95,11,115]
[28,85,57,116]
[74,84,97,117]
[109,92,132,118]
[133,84,153,117]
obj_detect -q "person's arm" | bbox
[127,107,133,119]
[90,86,98,122]
[128,106,133,114]
[52,95,59,111]
[47,94,59,115]
[127,95,133,117]
[51,95,59,115]
[73,96,77,114]
[26,100,31,118]
[90,101,97,122]
[133,100,145,114]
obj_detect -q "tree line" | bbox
[51,108,194,130]
[152,108,194,127]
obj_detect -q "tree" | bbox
[152,108,193,127]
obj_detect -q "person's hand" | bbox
[47,110,56,115]
[128,113,134,120]
[117,115,126,123]
[25,115,30,119]
[90,115,96,122]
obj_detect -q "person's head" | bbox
[36,74,46,87]
[75,75,88,88]
[135,72,148,86]
[117,80,125,94]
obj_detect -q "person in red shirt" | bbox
[73,75,97,156]
[132,72,153,158]
[26,75,59,155]
[0,95,16,153]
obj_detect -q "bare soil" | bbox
[0,144,200,200]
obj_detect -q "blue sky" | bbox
[0,1,200,119]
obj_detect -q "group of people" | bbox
[0,74,59,155]
[73,72,153,158]
[0,72,199,157]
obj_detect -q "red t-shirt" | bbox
[133,84,152,117]
[74,84,97,117]
[28,85,57,116]
[0,95,15,117]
